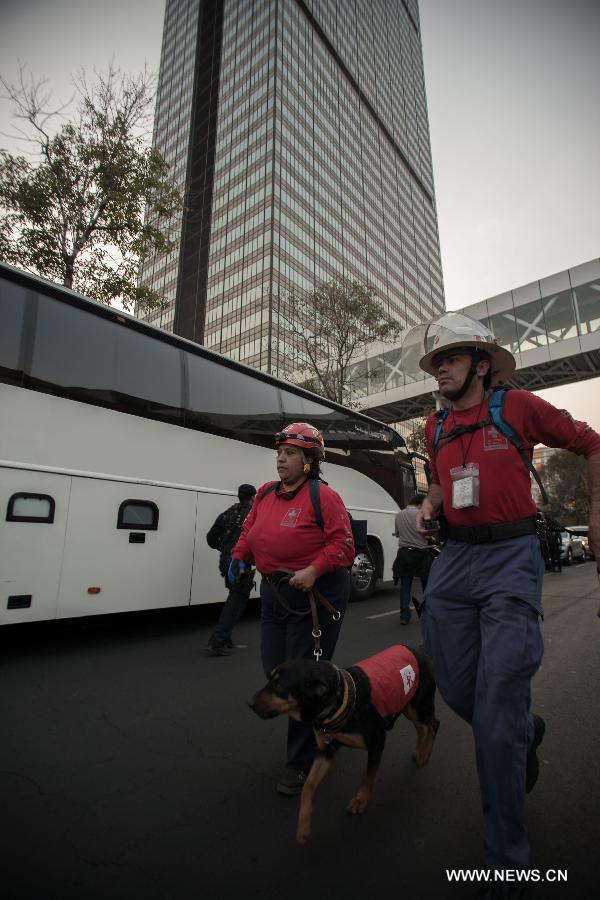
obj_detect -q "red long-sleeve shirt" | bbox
[426,390,600,527]
[231,479,355,575]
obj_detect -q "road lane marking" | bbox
[367,609,399,620]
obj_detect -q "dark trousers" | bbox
[421,535,544,870]
[260,568,350,772]
[208,571,254,649]
[400,575,427,623]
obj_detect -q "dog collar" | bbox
[315,667,357,734]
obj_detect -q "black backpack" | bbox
[206,501,249,556]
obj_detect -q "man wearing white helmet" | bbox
[410,312,600,889]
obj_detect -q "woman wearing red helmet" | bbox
[230,422,355,795]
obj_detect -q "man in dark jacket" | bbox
[206,484,256,656]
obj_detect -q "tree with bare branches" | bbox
[275,279,401,406]
[0,63,182,311]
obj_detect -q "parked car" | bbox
[558,529,586,564]
[568,525,594,560]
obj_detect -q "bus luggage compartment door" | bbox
[57,478,197,618]
[0,468,71,624]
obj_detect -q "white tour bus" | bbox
[0,262,419,626]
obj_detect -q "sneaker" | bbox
[206,644,232,657]
[276,766,307,795]
[525,714,546,793]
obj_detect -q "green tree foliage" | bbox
[0,63,182,311]
[276,278,401,406]
[405,414,434,456]
[541,449,589,523]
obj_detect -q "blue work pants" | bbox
[260,568,350,773]
[421,535,544,871]
[400,575,427,623]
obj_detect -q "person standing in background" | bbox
[205,484,256,656]
[392,494,432,625]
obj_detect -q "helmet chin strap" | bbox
[445,351,480,402]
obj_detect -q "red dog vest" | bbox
[355,645,420,718]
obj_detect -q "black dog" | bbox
[249,644,439,844]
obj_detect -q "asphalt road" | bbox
[1,562,599,900]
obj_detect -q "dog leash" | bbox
[263,569,342,660]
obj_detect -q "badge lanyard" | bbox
[449,396,485,509]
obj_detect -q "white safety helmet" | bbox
[414,312,516,386]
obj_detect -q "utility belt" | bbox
[446,516,537,545]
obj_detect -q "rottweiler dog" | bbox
[249,644,439,844]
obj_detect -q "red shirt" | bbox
[355,646,420,718]
[426,390,600,527]
[231,480,355,575]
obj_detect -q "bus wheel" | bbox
[350,548,377,601]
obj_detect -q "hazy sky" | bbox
[1,0,599,427]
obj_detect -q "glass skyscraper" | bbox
[139,0,445,378]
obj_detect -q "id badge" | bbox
[450,463,480,509]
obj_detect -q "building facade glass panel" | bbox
[138,0,445,382]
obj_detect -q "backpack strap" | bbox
[309,478,324,530]
[432,408,452,455]
[258,481,278,501]
[487,388,549,504]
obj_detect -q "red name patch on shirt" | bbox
[281,507,302,527]
[483,424,509,451]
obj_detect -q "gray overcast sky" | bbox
[1,0,599,428]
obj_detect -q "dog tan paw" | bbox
[412,749,426,767]
[346,796,368,815]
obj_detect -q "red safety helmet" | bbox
[274,422,325,459]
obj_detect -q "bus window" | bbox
[27,295,183,422]
[117,500,159,530]
[186,351,280,442]
[7,493,55,523]
[0,280,26,385]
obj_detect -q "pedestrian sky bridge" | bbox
[357,258,600,423]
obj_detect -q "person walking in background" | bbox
[409,311,600,890]
[229,423,354,795]
[205,483,256,657]
[392,494,432,625]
